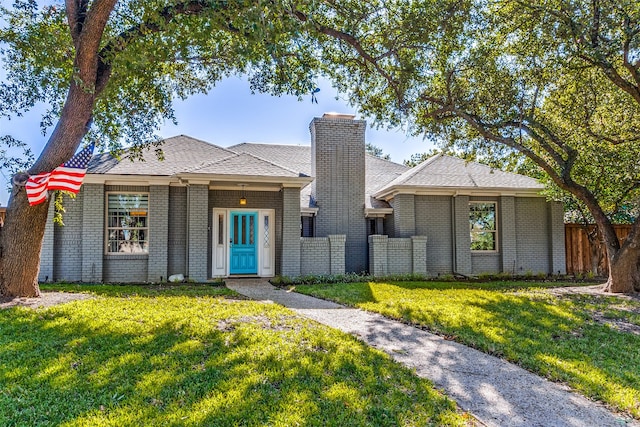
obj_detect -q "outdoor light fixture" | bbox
[239,184,247,205]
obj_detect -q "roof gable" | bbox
[375,154,543,198]
[185,152,303,178]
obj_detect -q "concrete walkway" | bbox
[226,279,637,427]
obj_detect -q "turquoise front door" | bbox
[230,211,258,274]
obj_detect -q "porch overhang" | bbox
[373,185,545,201]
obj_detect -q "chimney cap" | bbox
[322,112,355,120]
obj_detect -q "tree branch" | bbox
[65,0,88,46]
[95,0,234,95]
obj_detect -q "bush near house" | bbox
[296,281,640,419]
[0,284,469,426]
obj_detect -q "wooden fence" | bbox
[0,207,4,227]
[565,223,632,276]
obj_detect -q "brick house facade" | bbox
[37,113,565,283]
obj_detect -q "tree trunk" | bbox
[0,191,51,297]
[603,243,640,293]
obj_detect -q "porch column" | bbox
[187,184,209,282]
[281,186,301,277]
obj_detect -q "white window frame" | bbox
[105,192,150,255]
[469,201,498,252]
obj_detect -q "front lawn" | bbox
[295,281,640,419]
[0,285,467,426]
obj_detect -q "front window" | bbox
[106,193,149,253]
[470,202,497,251]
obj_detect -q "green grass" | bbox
[295,281,640,419]
[39,282,237,298]
[0,285,467,426]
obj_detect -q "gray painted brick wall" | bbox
[53,192,84,282]
[38,202,55,282]
[515,197,550,274]
[282,187,301,277]
[82,184,104,282]
[148,186,169,282]
[471,254,501,274]
[391,194,416,237]
[388,238,412,274]
[415,195,453,274]
[411,236,428,275]
[454,196,472,275]
[368,235,388,276]
[168,186,187,276]
[310,116,367,272]
[187,184,209,281]
[329,234,346,274]
[103,255,148,282]
[300,237,331,274]
[499,196,517,274]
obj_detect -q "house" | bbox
[37,113,566,283]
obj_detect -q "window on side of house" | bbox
[301,216,315,237]
[469,202,497,251]
[106,193,149,254]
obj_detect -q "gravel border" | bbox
[227,279,638,427]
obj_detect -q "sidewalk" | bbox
[226,279,636,427]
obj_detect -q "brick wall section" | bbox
[148,185,169,282]
[38,201,55,282]
[471,254,501,274]
[103,255,148,282]
[281,187,301,277]
[188,184,209,281]
[368,235,388,276]
[515,197,550,274]
[310,116,367,272]
[168,186,187,276]
[391,194,416,237]
[209,189,283,275]
[81,184,104,282]
[411,236,428,275]
[499,196,517,274]
[548,201,567,274]
[388,238,412,274]
[368,235,427,275]
[415,195,453,274]
[53,192,84,281]
[300,237,330,274]
[329,234,346,274]
[454,196,472,274]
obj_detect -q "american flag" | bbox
[26,143,94,206]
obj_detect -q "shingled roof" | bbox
[88,135,236,175]
[375,154,542,199]
[87,136,542,209]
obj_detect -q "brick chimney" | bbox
[310,113,367,272]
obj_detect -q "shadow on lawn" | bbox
[0,297,458,426]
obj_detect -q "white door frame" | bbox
[211,208,275,277]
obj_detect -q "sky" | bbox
[0,76,435,206]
